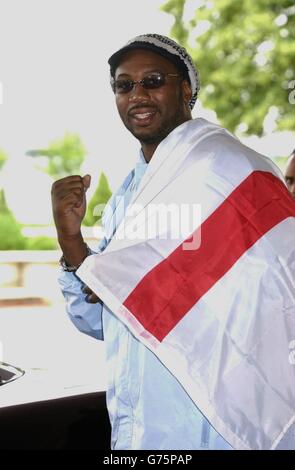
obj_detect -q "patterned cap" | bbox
[108,33,200,109]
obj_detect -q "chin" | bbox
[131,128,159,143]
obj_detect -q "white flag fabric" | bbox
[77,118,295,450]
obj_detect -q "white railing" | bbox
[0,225,103,304]
[0,250,63,304]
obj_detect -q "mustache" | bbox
[128,104,159,115]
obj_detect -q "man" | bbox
[52,34,295,450]
[285,149,295,199]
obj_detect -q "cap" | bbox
[108,33,200,109]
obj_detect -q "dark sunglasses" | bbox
[111,72,180,94]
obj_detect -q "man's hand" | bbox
[83,285,102,304]
[51,175,91,266]
[51,174,91,239]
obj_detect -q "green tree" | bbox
[0,189,10,214]
[25,236,58,250]
[28,132,86,179]
[0,189,27,250]
[83,172,112,226]
[0,190,58,250]
[0,148,7,171]
[162,0,295,136]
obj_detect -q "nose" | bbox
[128,82,150,103]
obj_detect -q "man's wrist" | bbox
[59,243,92,272]
[57,231,84,245]
[57,231,89,267]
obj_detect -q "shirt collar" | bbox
[138,149,148,164]
[132,150,148,189]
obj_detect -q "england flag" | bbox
[77,118,295,450]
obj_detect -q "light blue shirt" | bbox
[58,152,233,450]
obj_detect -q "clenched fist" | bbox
[51,174,91,239]
[51,174,91,267]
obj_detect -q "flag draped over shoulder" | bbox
[77,118,295,450]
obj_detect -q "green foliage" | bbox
[0,214,27,249]
[162,0,295,136]
[83,172,112,226]
[0,190,58,250]
[25,236,58,250]
[0,149,7,171]
[29,132,86,179]
[161,0,189,45]
[0,189,9,214]
[0,190,27,249]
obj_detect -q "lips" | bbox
[133,112,155,120]
[129,107,158,126]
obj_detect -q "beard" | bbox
[124,95,188,147]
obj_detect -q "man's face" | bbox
[285,155,295,199]
[113,49,192,150]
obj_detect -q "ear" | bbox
[181,79,192,106]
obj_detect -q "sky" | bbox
[0,0,175,222]
[0,0,294,224]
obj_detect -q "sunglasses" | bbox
[111,72,180,94]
